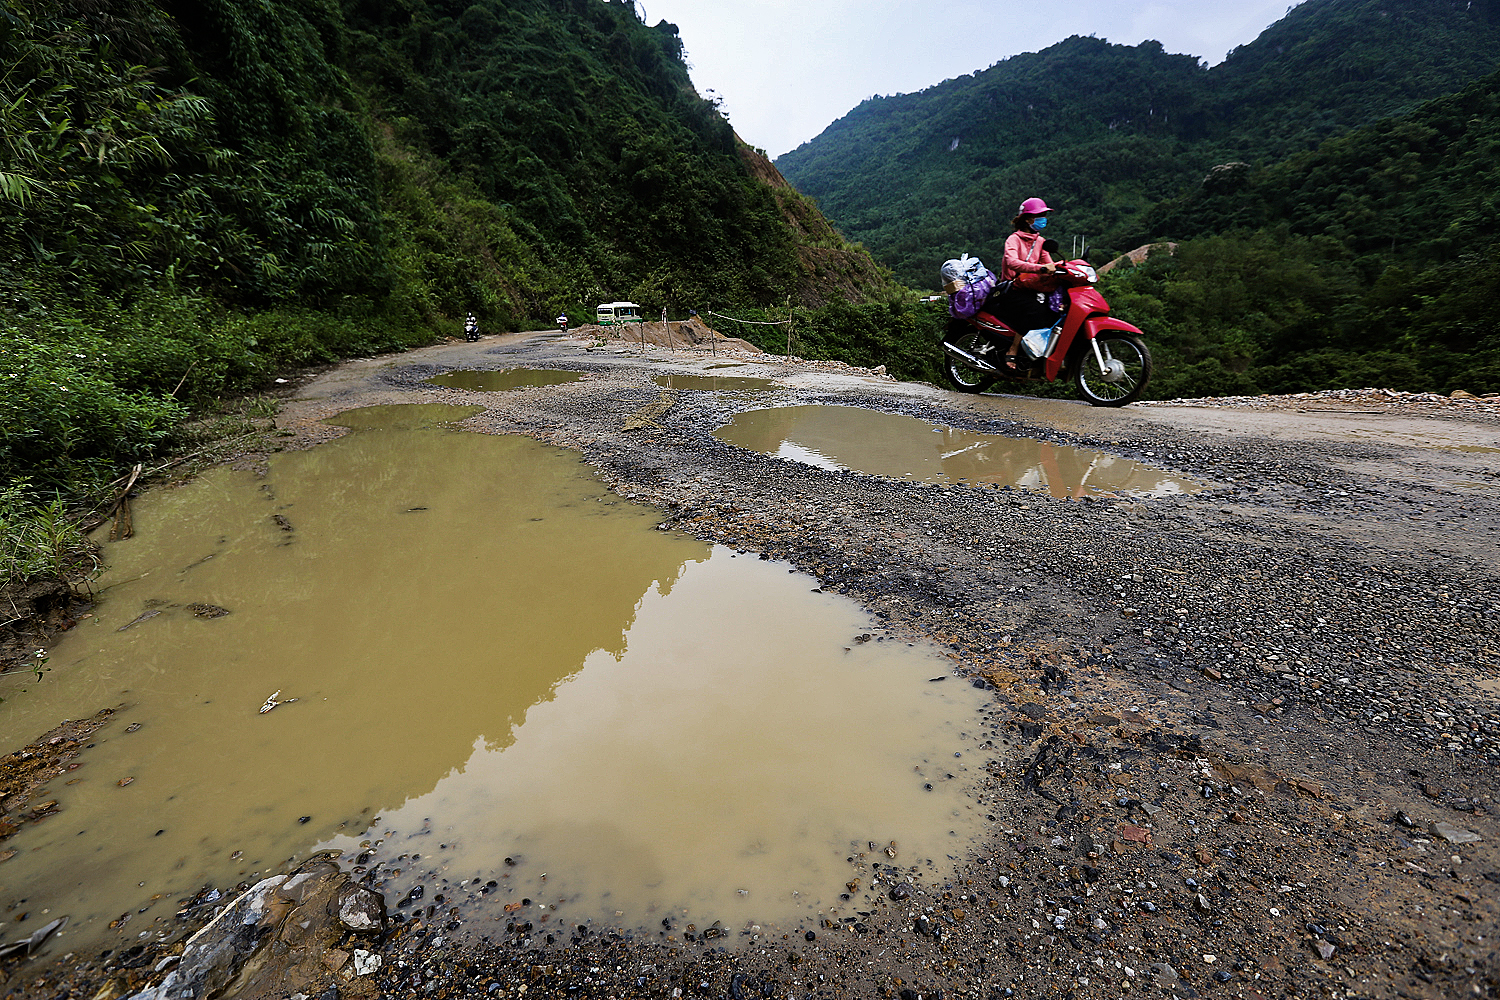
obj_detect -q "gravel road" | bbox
[6,330,1497,1000]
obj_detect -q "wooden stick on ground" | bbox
[105,463,143,541]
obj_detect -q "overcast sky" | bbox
[638,0,1305,158]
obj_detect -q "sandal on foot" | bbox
[1002,354,1021,372]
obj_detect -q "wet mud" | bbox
[3,334,1498,1000]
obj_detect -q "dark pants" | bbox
[983,285,1057,332]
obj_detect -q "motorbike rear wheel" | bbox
[1075,332,1151,407]
[942,328,1000,394]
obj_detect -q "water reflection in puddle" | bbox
[426,368,585,391]
[716,405,1200,498]
[322,554,983,932]
[653,373,779,392]
[0,408,986,949]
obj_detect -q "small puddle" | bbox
[715,405,1200,498]
[1,409,987,951]
[426,368,585,391]
[653,373,779,392]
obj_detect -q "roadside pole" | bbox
[784,296,793,370]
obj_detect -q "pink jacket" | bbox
[1001,230,1053,281]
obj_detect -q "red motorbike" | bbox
[940,243,1152,406]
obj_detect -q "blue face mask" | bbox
[1033,217,1048,230]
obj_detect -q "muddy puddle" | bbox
[327,402,484,429]
[715,405,1200,498]
[425,369,585,391]
[0,405,988,951]
[653,373,779,392]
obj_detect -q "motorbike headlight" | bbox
[1079,264,1098,283]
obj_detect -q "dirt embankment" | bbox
[4,332,1497,1000]
[576,315,760,353]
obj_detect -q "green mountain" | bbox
[775,0,1500,288]
[1108,68,1500,398]
[0,0,887,490]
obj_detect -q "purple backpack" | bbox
[941,255,997,319]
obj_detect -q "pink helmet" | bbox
[1018,197,1054,216]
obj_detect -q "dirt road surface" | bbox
[5,330,1498,1000]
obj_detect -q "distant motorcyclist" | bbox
[556,313,569,334]
[464,312,479,342]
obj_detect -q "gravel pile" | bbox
[1140,386,1500,417]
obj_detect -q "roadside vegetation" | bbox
[1119,72,1500,397]
[0,0,886,596]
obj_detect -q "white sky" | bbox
[638,0,1305,158]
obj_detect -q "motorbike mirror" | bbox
[1042,239,1060,256]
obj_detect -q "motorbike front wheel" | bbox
[942,328,999,394]
[1075,332,1151,407]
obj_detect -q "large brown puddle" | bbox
[716,405,1201,498]
[426,368,584,391]
[0,406,987,950]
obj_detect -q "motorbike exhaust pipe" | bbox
[941,340,999,372]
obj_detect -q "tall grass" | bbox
[0,481,92,585]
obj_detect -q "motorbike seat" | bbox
[983,285,1056,332]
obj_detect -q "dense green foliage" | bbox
[738,64,1500,398]
[1111,69,1500,396]
[1,0,884,501]
[778,36,1209,284]
[712,300,948,387]
[0,480,90,583]
[777,0,1500,288]
[338,0,810,309]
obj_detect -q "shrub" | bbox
[0,327,188,490]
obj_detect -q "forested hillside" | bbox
[0,0,888,496]
[776,0,1500,288]
[1110,68,1500,398]
[767,0,1500,399]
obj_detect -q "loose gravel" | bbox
[4,336,1496,1000]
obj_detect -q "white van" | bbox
[595,301,642,326]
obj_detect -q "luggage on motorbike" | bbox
[941,254,1002,319]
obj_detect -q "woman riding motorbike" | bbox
[994,197,1063,370]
